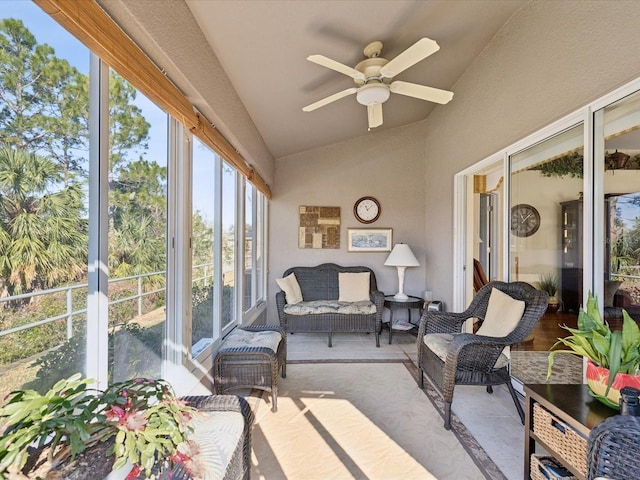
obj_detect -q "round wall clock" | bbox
[354,196,381,224]
[510,203,540,237]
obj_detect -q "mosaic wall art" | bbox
[298,206,340,249]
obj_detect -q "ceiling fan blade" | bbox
[380,37,440,78]
[302,87,358,112]
[307,55,365,81]
[390,81,453,104]
[367,103,383,129]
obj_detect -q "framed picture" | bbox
[347,228,393,252]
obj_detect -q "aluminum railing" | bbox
[0,263,214,341]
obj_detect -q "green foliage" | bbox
[537,272,558,297]
[0,374,97,475]
[0,374,195,478]
[0,18,87,174]
[0,146,88,297]
[25,322,164,394]
[548,292,640,394]
[530,152,584,178]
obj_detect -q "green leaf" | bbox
[606,331,623,395]
[591,331,610,359]
[622,310,640,354]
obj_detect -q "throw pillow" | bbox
[476,288,525,338]
[338,272,370,302]
[276,272,303,304]
[604,280,622,307]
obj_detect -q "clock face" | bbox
[510,204,540,237]
[354,196,381,224]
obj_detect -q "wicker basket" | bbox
[532,404,587,477]
[530,455,577,480]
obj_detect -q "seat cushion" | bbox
[184,410,245,479]
[338,272,370,302]
[221,328,282,353]
[476,288,525,338]
[284,299,376,315]
[423,333,509,369]
[276,272,303,304]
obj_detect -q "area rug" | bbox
[249,362,501,480]
[511,350,583,385]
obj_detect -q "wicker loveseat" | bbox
[275,263,384,347]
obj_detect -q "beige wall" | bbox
[421,0,640,307]
[269,122,427,323]
[269,0,640,313]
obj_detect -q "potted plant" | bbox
[538,272,560,313]
[548,292,640,408]
[0,374,202,479]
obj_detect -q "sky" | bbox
[2,0,169,169]
[3,1,252,229]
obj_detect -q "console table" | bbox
[524,383,617,480]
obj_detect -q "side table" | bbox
[524,383,616,480]
[383,295,424,344]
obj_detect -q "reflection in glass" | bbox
[108,74,167,382]
[222,162,236,329]
[508,125,585,386]
[244,184,253,311]
[510,125,584,314]
[601,91,640,322]
[191,138,216,357]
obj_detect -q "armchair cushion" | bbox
[476,288,525,338]
[187,410,245,479]
[276,272,303,304]
[338,272,370,302]
[423,332,509,368]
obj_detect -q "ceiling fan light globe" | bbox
[356,84,390,106]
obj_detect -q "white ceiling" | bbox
[184,0,527,159]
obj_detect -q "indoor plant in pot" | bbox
[537,272,560,313]
[0,374,201,479]
[548,292,640,408]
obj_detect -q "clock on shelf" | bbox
[510,203,540,237]
[353,196,381,224]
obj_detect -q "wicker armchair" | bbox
[417,281,548,429]
[587,414,640,480]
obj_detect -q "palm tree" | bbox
[0,146,87,299]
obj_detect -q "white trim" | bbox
[587,107,601,306]
[453,74,640,387]
[86,55,110,389]
[164,119,189,384]
[452,173,466,312]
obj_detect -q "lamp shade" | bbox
[384,244,419,267]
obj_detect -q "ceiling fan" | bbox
[302,37,454,130]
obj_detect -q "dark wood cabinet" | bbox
[561,200,583,312]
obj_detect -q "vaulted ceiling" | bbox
[99,0,526,161]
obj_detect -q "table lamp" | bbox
[384,243,420,300]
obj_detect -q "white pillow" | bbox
[276,272,303,304]
[338,272,370,302]
[476,288,525,338]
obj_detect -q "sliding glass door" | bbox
[595,90,640,323]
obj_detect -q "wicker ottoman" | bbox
[214,325,286,412]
